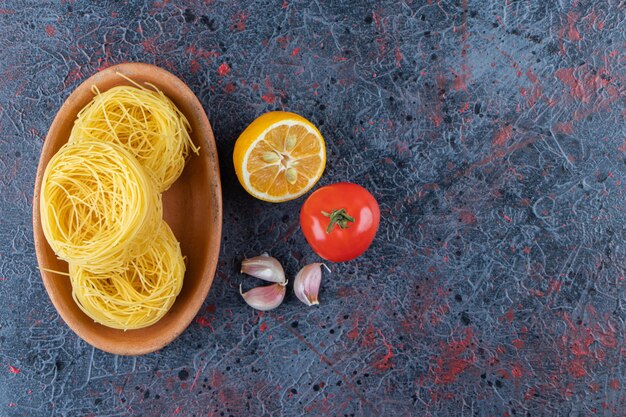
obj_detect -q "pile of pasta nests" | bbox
[40,75,199,330]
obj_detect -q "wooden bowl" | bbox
[32,63,222,355]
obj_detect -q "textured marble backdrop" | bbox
[0,1,625,416]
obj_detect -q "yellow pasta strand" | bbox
[40,141,162,274]
[69,78,199,192]
[69,221,185,330]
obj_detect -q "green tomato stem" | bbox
[321,208,355,234]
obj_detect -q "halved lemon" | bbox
[233,111,326,202]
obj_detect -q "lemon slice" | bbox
[233,111,326,202]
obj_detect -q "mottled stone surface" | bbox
[1,1,625,416]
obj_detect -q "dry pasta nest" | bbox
[69,81,199,192]
[69,221,185,330]
[40,140,163,274]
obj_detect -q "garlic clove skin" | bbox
[293,263,329,306]
[240,282,287,311]
[240,253,286,283]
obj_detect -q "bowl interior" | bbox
[33,63,222,355]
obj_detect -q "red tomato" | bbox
[300,182,380,262]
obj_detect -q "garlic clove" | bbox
[293,263,330,306]
[240,282,287,311]
[241,253,286,283]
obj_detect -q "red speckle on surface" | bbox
[596,18,605,30]
[433,327,475,384]
[0,9,15,14]
[64,67,82,86]
[372,330,394,371]
[553,121,574,135]
[459,210,476,224]
[45,25,55,36]
[304,392,334,414]
[259,322,267,332]
[566,12,582,41]
[568,357,586,378]
[555,67,588,103]
[609,379,621,390]
[491,15,504,29]
[512,339,524,349]
[337,287,358,299]
[503,308,514,323]
[554,65,616,110]
[189,60,201,74]
[276,36,290,49]
[511,364,523,378]
[210,369,225,388]
[524,387,536,401]
[558,310,622,382]
[394,47,403,67]
[261,78,278,103]
[194,304,216,330]
[224,82,236,93]
[431,113,443,127]
[7,365,20,374]
[451,65,471,91]
[290,47,300,57]
[492,125,513,147]
[523,69,543,109]
[261,92,275,104]
[372,11,382,31]
[195,316,213,329]
[583,10,604,31]
[230,11,248,32]
[140,36,159,54]
[361,324,377,348]
[217,62,230,76]
[498,49,521,77]
[547,280,562,295]
[185,46,220,61]
[595,326,617,349]
[394,140,411,157]
[189,364,203,391]
[496,368,509,379]
[347,313,361,340]
[95,57,113,72]
[375,37,387,57]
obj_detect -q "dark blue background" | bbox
[0,1,624,416]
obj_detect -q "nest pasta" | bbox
[69,79,199,192]
[40,141,162,274]
[69,222,185,330]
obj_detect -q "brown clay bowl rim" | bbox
[32,62,222,355]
